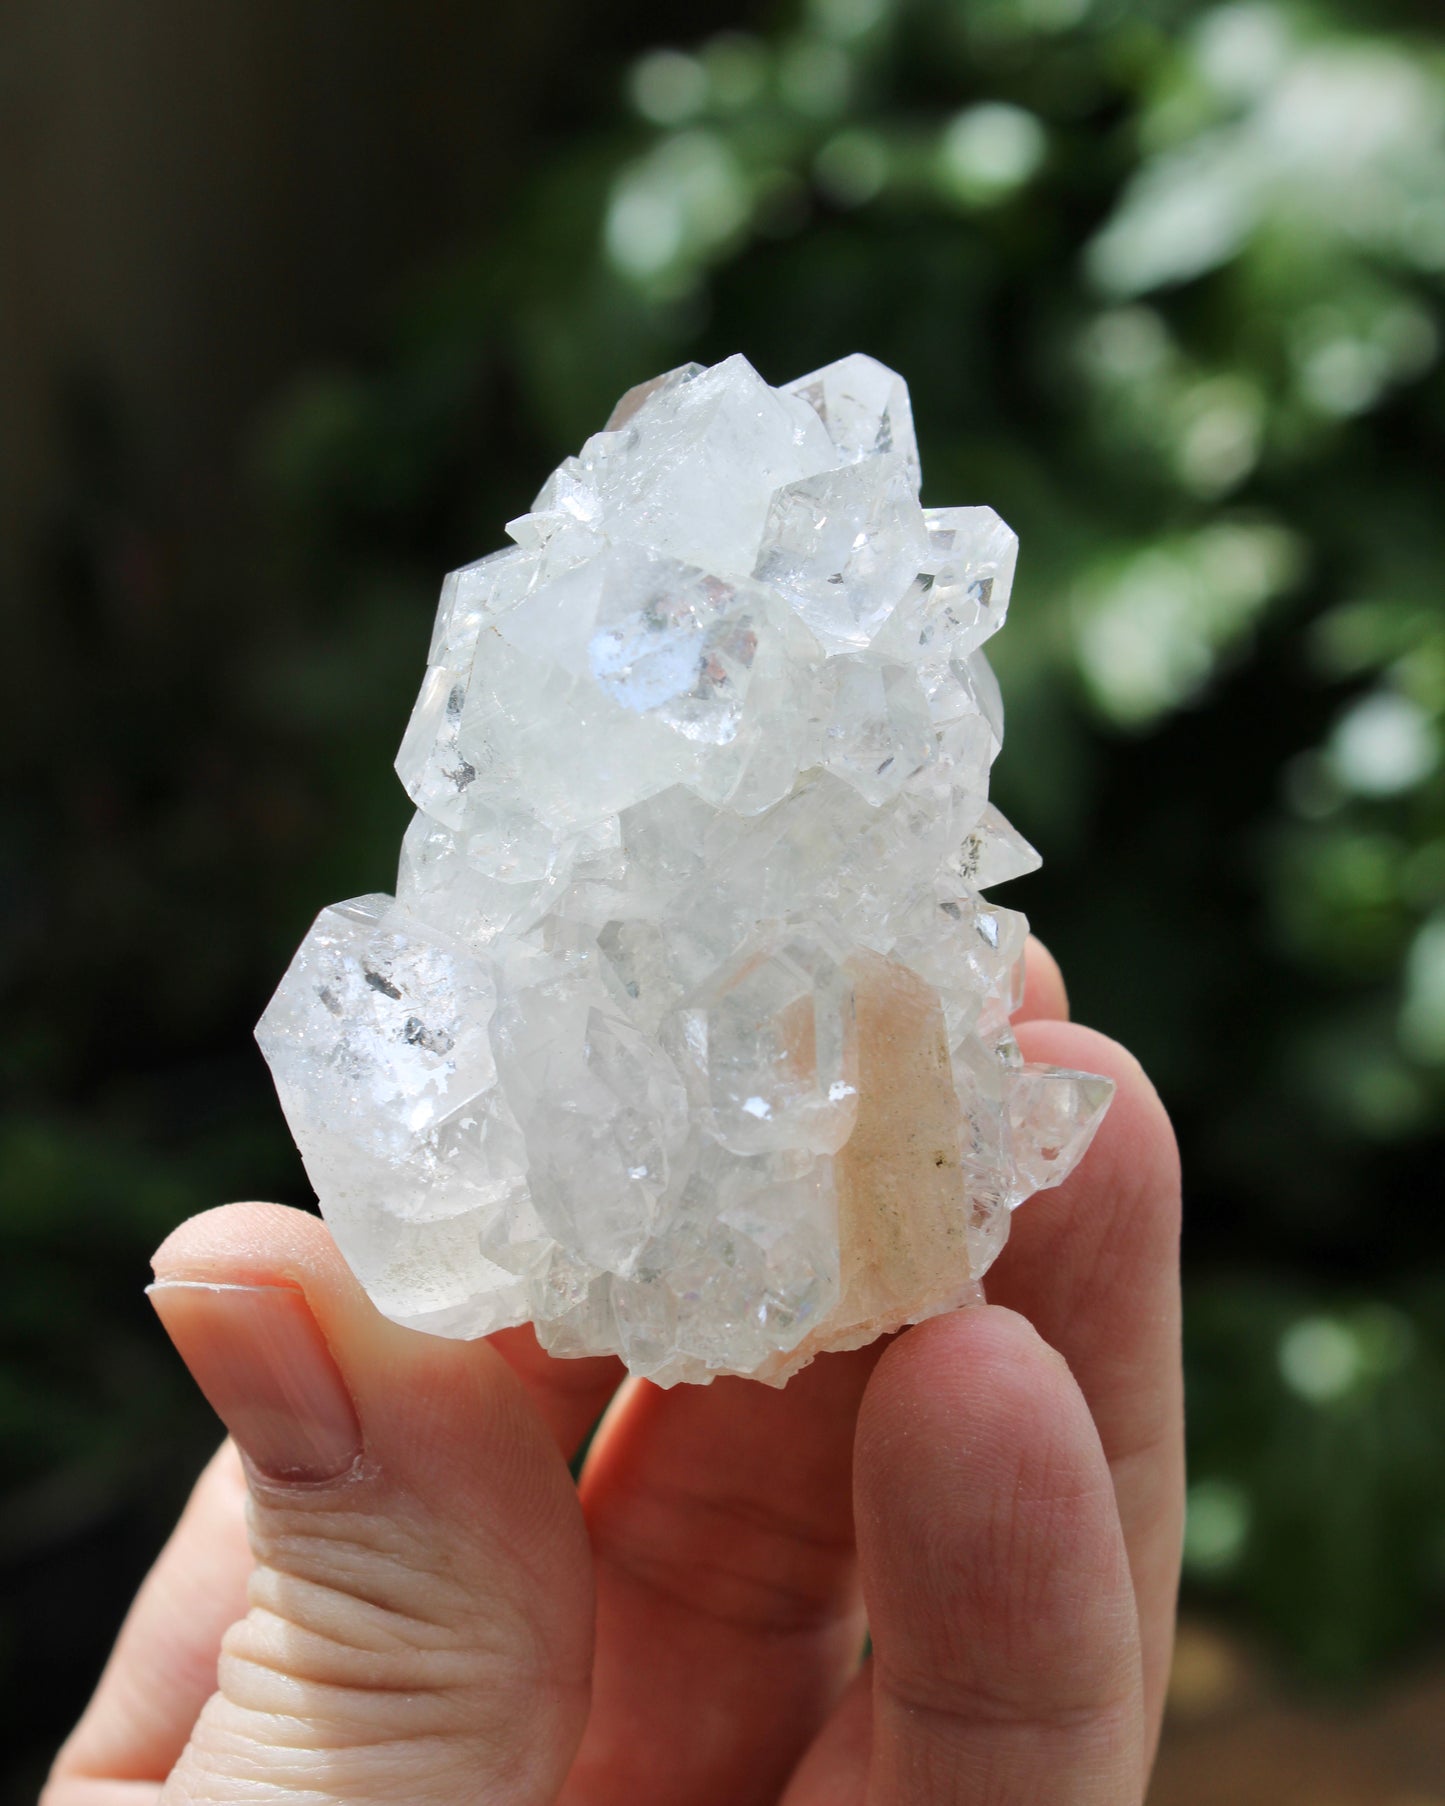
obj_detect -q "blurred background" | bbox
[4,0,1444,1799]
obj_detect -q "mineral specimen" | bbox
[256,353,1113,1386]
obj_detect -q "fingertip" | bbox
[147,1279,365,1486]
[152,1200,338,1289]
[867,1299,1063,1405]
[139,1215,596,1806]
[150,1206,611,1536]
[854,1304,1144,1791]
[857,1305,1083,1531]
[150,1204,542,1499]
[992,1020,1185,1761]
[150,1200,438,1402]
[996,1020,1182,1383]
[856,1304,1118,1613]
[1014,1019,1180,1205]
[1015,935,1070,1024]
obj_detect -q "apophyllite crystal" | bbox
[256,353,1113,1386]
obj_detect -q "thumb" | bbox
[146,1202,591,1806]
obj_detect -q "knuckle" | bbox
[598,1479,858,1638]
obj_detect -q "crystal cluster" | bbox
[257,354,1112,1386]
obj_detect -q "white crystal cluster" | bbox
[257,354,1112,1386]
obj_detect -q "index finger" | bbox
[47,1442,251,1802]
[1015,935,1069,1025]
[850,1306,1147,1806]
[487,1323,623,1459]
[988,1021,1184,1764]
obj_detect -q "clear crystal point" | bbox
[786,352,922,487]
[256,352,1114,1385]
[754,453,929,651]
[661,921,860,1159]
[1005,1065,1116,1205]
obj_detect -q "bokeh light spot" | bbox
[815,129,889,206]
[779,37,852,117]
[701,34,767,111]
[1279,1316,1362,1403]
[1192,3,1293,102]
[1184,1478,1251,1575]
[1401,913,1445,1065]
[1328,691,1441,798]
[938,103,1047,205]
[629,49,708,126]
[808,0,889,42]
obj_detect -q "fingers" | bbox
[1015,935,1069,1025]
[556,932,1085,1806]
[49,1443,251,1794]
[852,1307,1146,1806]
[54,1202,594,1806]
[487,1323,623,1459]
[42,1782,162,1806]
[778,1668,872,1806]
[562,1347,881,1806]
[991,1022,1184,1762]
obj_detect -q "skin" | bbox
[47,938,1183,1806]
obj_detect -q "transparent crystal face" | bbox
[257,352,1114,1384]
[586,548,762,745]
[785,352,922,486]
[662,923,860,1159]
[754,454,930,652]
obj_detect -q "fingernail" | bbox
[148,1281,363,1484]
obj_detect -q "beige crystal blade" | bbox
[753,949,981,1385]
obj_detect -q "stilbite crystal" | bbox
[256,352,1113,1385]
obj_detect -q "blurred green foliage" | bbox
[5,1,1445,1786]
[249,0,1445,1661]
[250,0,1445,1669]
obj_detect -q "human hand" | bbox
[47,942,1182,1806]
